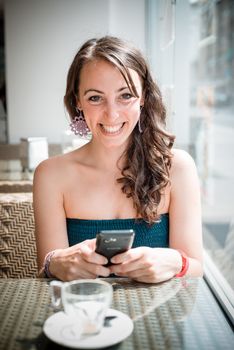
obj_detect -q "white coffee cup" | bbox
[50,279,113,338]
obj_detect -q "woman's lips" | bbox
[100,122,125,134]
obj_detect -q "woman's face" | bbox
[77,59,144,148]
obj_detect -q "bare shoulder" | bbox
[169,148,199,190]
[36,145,87,174]
[34,154,67,180]
[33,150,80,189]
[171,148,196,171]
[170,148,198,181]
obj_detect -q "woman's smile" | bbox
[99,122,125,135]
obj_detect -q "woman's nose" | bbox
[104,101,119,121]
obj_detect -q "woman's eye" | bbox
[121,93,133,100]
[88,95,101,102]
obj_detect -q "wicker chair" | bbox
[0,193,38,278]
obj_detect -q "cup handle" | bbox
[49,280,63,309]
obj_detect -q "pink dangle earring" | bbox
[70,108,90,137]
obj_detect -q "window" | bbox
[146,0,234,323]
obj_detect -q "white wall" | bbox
[4,0,146,144]
[109,0,145,52]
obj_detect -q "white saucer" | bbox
[43,308,134,349]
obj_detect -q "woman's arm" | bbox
[33,158,110,280]
[33,159,68,269]
[110,149,203,282]
[169,149,203,276]
[33,159,69,271]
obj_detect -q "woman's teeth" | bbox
[101,123,124,134]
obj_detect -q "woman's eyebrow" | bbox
[84,89,103,96]
[84,86,130,96]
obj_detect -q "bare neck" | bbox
[83,139,127,172]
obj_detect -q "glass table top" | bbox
[0,277,233,350]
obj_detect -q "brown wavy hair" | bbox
[64,36,175,223]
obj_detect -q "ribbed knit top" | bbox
[66,213,169,248]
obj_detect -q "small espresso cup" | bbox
[50,279,113,337]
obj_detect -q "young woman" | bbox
[33,36,203,282]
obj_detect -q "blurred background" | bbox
[0,0,233,301]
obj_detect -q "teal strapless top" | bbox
[66,214,169,248]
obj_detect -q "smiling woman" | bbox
[76,59,143,146]
[33,36,203,283]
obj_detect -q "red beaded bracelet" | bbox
[175,250,189,277]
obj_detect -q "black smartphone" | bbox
[95,229,135,266]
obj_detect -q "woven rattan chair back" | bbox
[0,193,37,278]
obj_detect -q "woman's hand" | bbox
[109,247,182,283]
[49,239,111,281]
